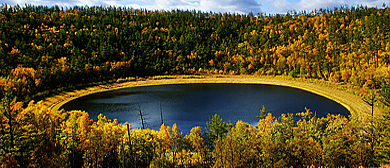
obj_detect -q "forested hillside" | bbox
[1,5,390,167]
[0,5,389,101]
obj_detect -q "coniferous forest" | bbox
[1,4,390,167]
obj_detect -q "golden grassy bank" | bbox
[44,75,375,119]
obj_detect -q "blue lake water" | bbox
[62,83,349,134]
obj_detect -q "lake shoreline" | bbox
[44,75,374,119]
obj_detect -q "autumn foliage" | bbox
[0,5,389,101]
[1,4,390,167]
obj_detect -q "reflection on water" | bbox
[62,83,349,134]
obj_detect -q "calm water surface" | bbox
[62,83,349,134]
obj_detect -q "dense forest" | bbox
[1,4,390,167]
[0,5,390,101]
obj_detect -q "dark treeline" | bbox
[0,5,389,101]
[1,4,390,167]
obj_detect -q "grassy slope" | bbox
[45,75,375,120]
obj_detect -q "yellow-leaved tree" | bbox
[213,120,256,168]
[82,114,125,168]
[184,126,206,166]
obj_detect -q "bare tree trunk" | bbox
[139,106,145,129]
[160,102,164,125]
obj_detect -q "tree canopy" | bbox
[0,5,389,101]
[1,4,390,167]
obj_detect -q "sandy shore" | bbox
[44,75,375,119]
